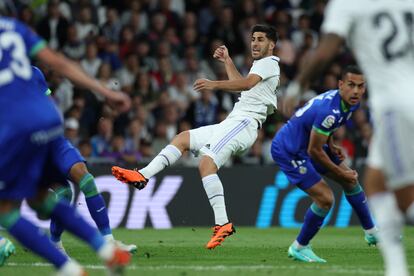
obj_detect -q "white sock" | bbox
[405,201,414,223]
[104,234,114,242]
[293,240,305,249]
[369,192,409,276]
[58,260,83,276]
[139,145,182,179]
[364,227,378,235]
[202,174,228,225]
[97,241,116,262]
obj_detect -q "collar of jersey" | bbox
[340,99,349,113]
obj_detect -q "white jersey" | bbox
[322,0,414,111]
[228,55,280,125]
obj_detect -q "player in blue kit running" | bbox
[0,16,131,275]
[271,66,377,262]
[30,66,136,254]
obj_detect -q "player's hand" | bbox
[341,170,358,184]
[213,45,229,62]
[193,78,216,92]
[283,81,302,118]
[106,91,131,112]
[331,144,346,161]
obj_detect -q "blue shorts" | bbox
[48,136,85,177]
[0,82,63,199]
[39,137,84,189]
[271,140,341,191]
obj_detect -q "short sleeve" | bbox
[312,112,338,136]
[249,57,280,80]
[16,20,47,57]
[321,0,357,39]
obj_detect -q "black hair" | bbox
[341,65,363,80]
[251,24,278,43]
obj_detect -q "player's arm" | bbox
[213,45,243,80]
[308,129,342,175]
[36,47,130,112]
[193,74,261,93]
[308,129,356,183]
[327,134,345,161]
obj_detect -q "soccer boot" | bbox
[288,243,327,263]
[114,240,137,254]
[106,246,131,276]
[0,237,15,266]
[206,222,236,249]
[112,166,148,190]
[364,232,379,246]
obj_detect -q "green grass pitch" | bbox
[2,227,413,275]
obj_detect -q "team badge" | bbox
[299,166,307,174]
[321,115,336,129]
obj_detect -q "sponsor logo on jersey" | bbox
[321,115,336,129]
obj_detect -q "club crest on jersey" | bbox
[299,166,307,174]
[321,115,336,129]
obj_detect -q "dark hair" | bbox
[251,24,278,43]
[341,65,363,79]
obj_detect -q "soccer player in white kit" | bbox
[112,24,280,249]
[283,1,414,275]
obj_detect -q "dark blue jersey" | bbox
[275,90,359,156]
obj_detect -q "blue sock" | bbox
[297,203,329,246]
[50,200,105,251]
[0,210,68,268]
[80,173,112,236]
[345,184,375,230]
[50,186,72,242]
[50,219,64,242]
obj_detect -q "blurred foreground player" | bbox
[283,1,414,275]
[0,16,130,275]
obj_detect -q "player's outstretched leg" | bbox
[0,236,15,266]
[0,203,85,275]
[50,186,72,255]
[343,184,378,246]
[112,144,183,189]
[69,162,137,253]
[30,192,131,274]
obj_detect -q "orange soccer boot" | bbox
[112,166,148,190]
[206,222,236,249]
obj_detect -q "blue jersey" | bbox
[0,17,62,199]
[0,17,61,135]
[271,90,359,190]
[276,90,359,156]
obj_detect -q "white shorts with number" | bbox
[367,107,414,189]
[189,116,259,168]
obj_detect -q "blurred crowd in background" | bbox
[1,0,372,168]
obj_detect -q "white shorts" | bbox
[367,107,414,189]
[189,117,259,168]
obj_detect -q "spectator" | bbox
[36,0,69,50]
[91,117,113,157]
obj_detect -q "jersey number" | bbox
[295,92,334,117]
[373,11,414,61]
[0,31,32,86]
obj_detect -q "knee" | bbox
[316,192,335,210]
[172,131,190,152]
[198,156,218,178]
